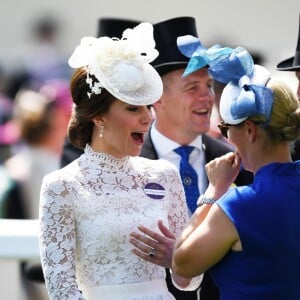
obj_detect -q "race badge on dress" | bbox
[143,183,165,199]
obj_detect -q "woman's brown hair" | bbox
[68,67,116,149]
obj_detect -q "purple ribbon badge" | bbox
[143,183,165,200]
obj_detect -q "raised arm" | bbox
[172,152,242,278]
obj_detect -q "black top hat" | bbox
[276,14,300,71]
[152,17,199,76]
[97,17,142,38]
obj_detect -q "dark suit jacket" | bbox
[0,166,25,219]
[60,137,84,167]
[292,139,300,161]
[140,132,253,300]
[140,132,253,189]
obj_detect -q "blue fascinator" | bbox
[177,35,233,77]
[218,58,274,125]
[177,35,274,125]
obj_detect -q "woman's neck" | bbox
[252,142,292,174]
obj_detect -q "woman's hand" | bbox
[130,220,195,289]
[129,220,175,268]
[205,151,241,199]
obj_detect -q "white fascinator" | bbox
[68,22,163,105]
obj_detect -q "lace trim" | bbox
[83,144,130,171]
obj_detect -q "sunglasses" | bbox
[218,120,265,138]
[217,121,245,139]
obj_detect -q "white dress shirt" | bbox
[150,123,208,204]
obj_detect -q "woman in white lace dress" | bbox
[39,22,200,300]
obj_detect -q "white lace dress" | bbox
[39,145,191,300]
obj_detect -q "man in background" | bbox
[138,16,253,300]
[277,14,300,160]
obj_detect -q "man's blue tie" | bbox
[174,146,200,213]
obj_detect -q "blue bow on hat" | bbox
[177,35,233,77]
[177,35,274,124]
[227,79,274,123]
[214,49,274,124]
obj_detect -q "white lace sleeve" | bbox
[39,173,85,300]
[166,167,204,291]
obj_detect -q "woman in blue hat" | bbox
[172,42,300,300]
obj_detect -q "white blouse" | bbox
[39,145,194,299]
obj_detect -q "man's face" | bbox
[153,68,215,144]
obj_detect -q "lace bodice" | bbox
[39,145,190,299]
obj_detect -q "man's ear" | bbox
[152,99,162,110]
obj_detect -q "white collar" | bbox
[150,123,204,157]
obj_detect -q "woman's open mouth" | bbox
[131,132,145,145]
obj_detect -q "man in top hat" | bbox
[276,14,300,160]
[276,14,300,99]
[131,16,253,300]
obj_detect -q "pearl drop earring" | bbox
[99,125,104,138]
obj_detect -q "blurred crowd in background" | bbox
[0,16,72,161]
[0,7,299,299]
[0,16,74,299]
[0,16,73,219]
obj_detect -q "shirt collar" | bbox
[150,122,203,156]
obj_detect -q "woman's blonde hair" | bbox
[250,79,300,142]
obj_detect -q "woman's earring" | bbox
[99,125,104,138]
